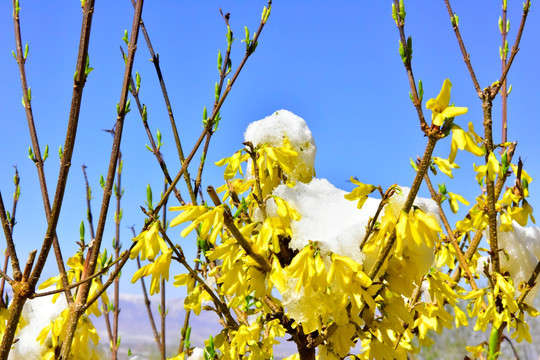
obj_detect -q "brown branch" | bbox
[130,0,197,204]
[207,186,272,273]
[121,54,186,206]
[59,1,145,357]
[82,165,96,240]
[500,1,508,144]
[155,222,239,330]
[194,1,273,196]
[442,0,483,96]
[423,172,477,290]
[492,0,531,98]
[12,0,73,306]
[517,260,540,305]
[368,135,440,280]
[393,0,429,134]
[0,193,21,282]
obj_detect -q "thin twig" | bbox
[393,0,429,134]
[442,0,482,96]
[492,0,531,98]
[0,193,21,282]
[11,0,73,306]
[120,50,186,206]
[130,0,197,204]
[207,186,272,272]
[423,172,478,290]
[59,1,145,357]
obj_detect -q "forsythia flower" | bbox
[344,177,376,209]
[131,249,172,295]
[426,79,468,126]
[432,157,459,178]
[130,221,168,261]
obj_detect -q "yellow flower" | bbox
[432,157,459,178]
[130,221,168,261]
[131,249,172,295]
[426,79,468,126]
[447,191,469,213]
[344,177,376,209]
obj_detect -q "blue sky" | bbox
[0,1,539,299]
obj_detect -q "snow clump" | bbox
[244,109,316,182]
[8,290,67,359]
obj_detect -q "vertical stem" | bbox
[160,180,168,359]
[112,152,123,359]
[482,93,499,274]
[59,1,145,357]
[500,0,508,144]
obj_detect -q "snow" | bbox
[187,347,205,360]
[271,178,379,264]
[244,110,316,182]
[497,222,540,302]
[8,290,67,359]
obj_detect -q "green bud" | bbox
[122,30,129,46]
[156,128,162,148]
[399,0,406,21]
[438,183,448,196]
[118,159,123,174]
[14,185,20,202]
[418,79,424,102]
[43,144,49,162]
[501,149,509,174]
[406,36,413,60]
[80,221,85,241]
[217,50,223,71]
[12,51,17,61]
[24,43,29,60]
[409,92,414,103]
[135,72,141,92]
[452,13,459,26]
[522,177,529,191]
[504,39,509,57]
[142,105,148,122]
[145,144,153,152]
[506,19,510,33]
[27,87,32,102]
[410,158,418,171]
[391,3,398,25]
[58,146,63,160]
[84,55,93,76]
[100,175,105,189]
[124,99,131,115]
[215,82,219,102]
[226,26,233,45]
[147,184,153,211]
[507,84,512,95]
[28,147,35,162]
[398,41,406,63]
